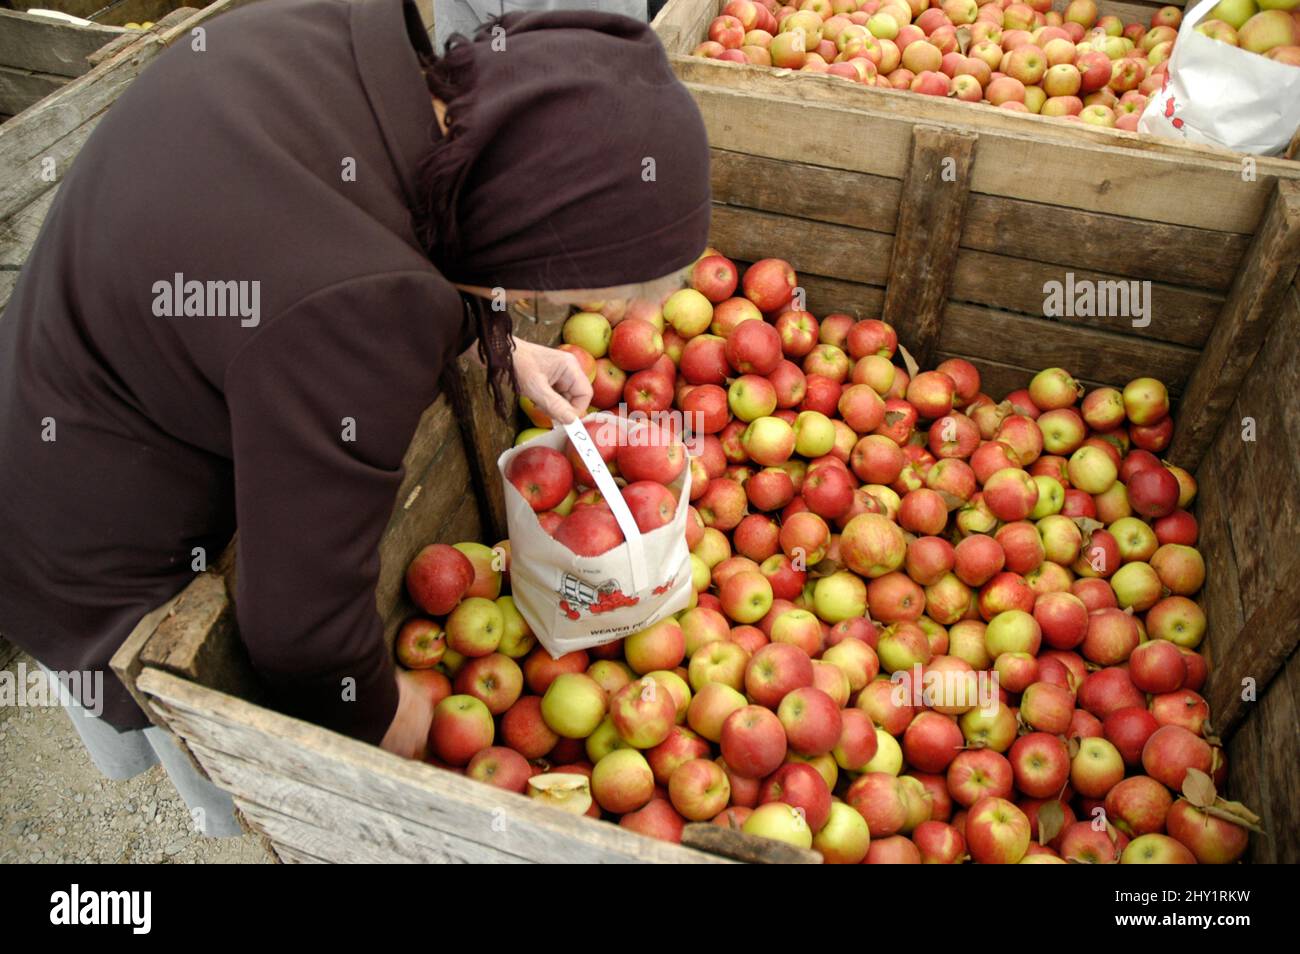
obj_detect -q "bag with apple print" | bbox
[1137,0,1300,155]
[498,411,693,656]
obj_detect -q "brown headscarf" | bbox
[414,11,712,414]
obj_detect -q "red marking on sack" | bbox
[589,589,639,615]
[652,576,677,595]
[1163,95,1184,129]
[559,599,581,621]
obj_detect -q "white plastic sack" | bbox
[1138,0,1300,155]
[498,412,693,657]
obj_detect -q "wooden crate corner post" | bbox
[881,125,977,367]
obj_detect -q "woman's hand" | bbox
[379,670,434,760]
[511,336,593,425]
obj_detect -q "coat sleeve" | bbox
[223,271,468,744]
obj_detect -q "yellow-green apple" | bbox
[584,715,629,763]
[983,609,1040,657]
[1165,798,1250,863]
[957,702,1018,752]
[1079,103,1116,126]
[395,618,445,670]
[744,641,814,708]
[808,570,866,624]
[1121,376,1169,425]
[466,746,531,793]
[722,705,789,778]
[1110,561,1162,612]
[562,311,611,357]
[1067,444,1118,494]
[717,570,773,626]
[966,796,1031,863]
[679,606,731,654]
[1109,516,1158,564]
[687,639,750,693]
[727,374,779,423]
[743,801,814,847]
[687,681,747,742]
[540,672,607,739]
[1240,8,1300,49]
[1071,736,1125,798]
[769,607,824,655]
[446,597,505,658]
[623,619,685,675]
[1146,595,1206,649]
[863,725,905,774]
[813,801,872,863]
[430,694,495,766]
[1122,833,1196,864]
[1020,681,1075,735]
[946,619,991,671]
[875,622,931,674]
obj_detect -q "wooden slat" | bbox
[1224,711,1265,860]
[447,301,568,545]
[682,823,821,863]
[711,205,892,288]
[139,668,732,864]
[677,69,1296,233]
[710,149,900,236]
[0,65,67,117]
[1207,552,1300,741]
[650,0,719,56]
[951,249,1222,348]
[1169,181,1300,469]
[961,193,1249,294]
[883,125,976,365]
[1194,449,1244,693]
[0,9,122,79]
[937,302,1200,392]
[0,188,57,269]
[1250,657,1300,862]
[787,272,886,320]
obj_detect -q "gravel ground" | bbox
[0,651,272,864]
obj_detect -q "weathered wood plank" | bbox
[1193,448,1244,698]
[710,148,900,236]
[0,65,67,117]
[711,205,893,288]
[961,193,1248,294]
[882,125,976,366]
[1207,551,1300,742]
[0,9,122,79]
[1251,655,1299,862]
[677,70,1295,233]
[140,669,732,864]
[651,0,719,56]
[951,249,1222,348]
[937,302,1200,392]
[682,822,821,864]
[786,272,886,320]
[0,188,57,268]
[1168,180,1300,469]
[375,393,480,640]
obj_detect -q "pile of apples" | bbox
[1197,0,1300,65]
[692,0,1294,128]
[393,250,1259,864]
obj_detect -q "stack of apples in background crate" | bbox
[394,248,1262,864]
[693,0,1299,129]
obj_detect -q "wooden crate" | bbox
[5,0,1289,863]
[0,3,196,120]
